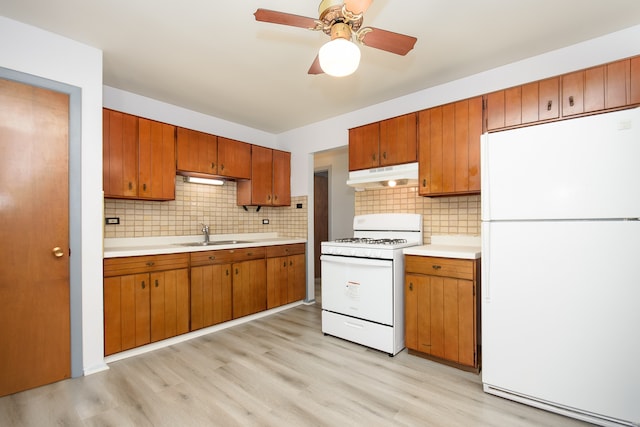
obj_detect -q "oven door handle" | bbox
[320,254,392,268]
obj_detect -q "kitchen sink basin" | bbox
[176,240,252,247]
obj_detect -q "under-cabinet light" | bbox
[183,176,224,186]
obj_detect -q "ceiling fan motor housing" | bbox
[318,0,363,35]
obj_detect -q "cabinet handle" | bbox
[409,282,413,291]
[220,164,225,171]
[247,252,253,256]
[141,280,146,289]
[547,100,552,111]
[422,179,427,187]
[432,265,442,270]
[235,268,239,275]
[143,183,147,192]
[209,256,216,261]
[211,162,215,169]
[372,153,376,161]
[283,261,287,267]
[569,96,574,107]
[128,182,133,190]
[146,261,155,267]
[383,151,387,160]
[274,194,278,201]
[226,269,229,276]
[155,279,159,288]
[267,195,271,201]
[289,261,293,266]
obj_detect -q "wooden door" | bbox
[150,269,189,342]
[287,254,306,303]
[379,113,417,166]
[314,172,328,279]
[272,149,291,206]
[232,259,267,318]
[537,77,560,122]
[348,122,379,171]
[191,264,232,330]
[0,78,71,396]
[176,127,217,175]
[138,118,175,200]
[217,137,251,179]
[250,145,273,205]
[267,257,288,309]
[103,109,138,197]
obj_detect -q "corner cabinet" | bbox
[348,113,417,171]
[237,146,291,207]
[404,255,480,372]
[103,109,176,200]
[417,97,482,196]
[103,253,190,356]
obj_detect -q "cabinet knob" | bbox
[211,162,215,169]
[383,151,387,160]
[289,261,293,266]
[247,252,253,256]
[372,153,376,161]
[235,268,239,275]
[569,96,574,107]
[422,179,427,187]
[146,261,155,267]
[155,279,159,288]
[128,182,133,190]
[141,281,146,289]
[432,265,442,270]
[209,256,216,261]
[143,183,147,191]
[220,164,225,171]
[409,282,413,291]
[547,100,553,111]
[226,269,229,276]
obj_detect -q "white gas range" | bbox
[320,213,423,356]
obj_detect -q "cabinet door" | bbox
[504,86,522,127]
[138,118,176,200]
[176,127,217,175]
[103,109,138,198]
[190,264,232,330]
[606,59,630,109]
[348,122,379,171]
[631,56,640,105]
[485,90,505,131]
[267,257,288,309]
[405,273,429,352]
[104,273,150,355]
[217,137,251,179]
[250,145,273,205]
[272,149,291,206]
[150,269,189,343]
[287,253,306,303]
[232,259,267,318]
[537,77,560,121]
[562,66,605,116]
[379,113,417,166]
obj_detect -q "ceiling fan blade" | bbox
[359,27,417,56]
[344,0,373,15]
[308,55,324,75]
[254,9,319,30]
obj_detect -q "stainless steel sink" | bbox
[176,240,252,247]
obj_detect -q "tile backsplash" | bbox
[104,177,308,238]
[355,186,480,240]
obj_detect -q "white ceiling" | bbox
[3,1,640,133]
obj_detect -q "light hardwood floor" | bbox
[0,296,590,426]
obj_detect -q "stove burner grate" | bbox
[334,237,408,245]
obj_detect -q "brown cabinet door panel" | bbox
[457,280,476,367]
[606,59,630,109]
[233,259,267,318]
[417,109,431,194]
[272,150,291,206]
[379,113,417,166]
[454,100,470,192]
[349,122,379,171]
[584,66,605,113]
[428,106,444,193]
[521,81,539,124]
[133,274,151,348]
[287,254,306,303]
[104,277,123,356]
[443,277,460,362]
[485,91,505,130]
[504,86,522,127]
[429,276,445,358]
[468,97,483,192]
[103,109,138,197]
[217,137,251,179]
[251,145,273,205]
[562,71,584,116]
[631,56,640,105]
[538,77,559,121]
[267,257,288,309]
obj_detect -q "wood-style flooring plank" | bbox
[0,300,589,427]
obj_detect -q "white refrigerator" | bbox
[481,107,640,427]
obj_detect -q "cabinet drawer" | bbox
[266,243,305,258]
[190,247,265,266]
[405,255,475,280]
[104,253,189,277]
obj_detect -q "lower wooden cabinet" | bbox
[232,258,267,318]
[103,253,189,356]
[404,255,480,371]
[189,263,232,331]
[266,244,306,309]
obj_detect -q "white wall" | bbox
[0,16,106,374]
[104,86,277,149]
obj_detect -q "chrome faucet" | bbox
[201,223,210,243]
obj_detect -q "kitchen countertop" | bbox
[403,235,481,260]
[104,233,306,258]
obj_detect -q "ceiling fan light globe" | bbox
[318,38,361,77]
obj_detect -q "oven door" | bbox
[321,254,394,325]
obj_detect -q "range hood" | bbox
[346,162,419,190]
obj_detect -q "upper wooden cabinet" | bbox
[237,146,291,207]
[176,127,218,176]
[486,55,640,132]
[486,77,559,131]
[217,137,251,179]
[418,97,482,197]
[103,109,176,200]
[349,113,417,171]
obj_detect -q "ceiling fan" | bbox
[254,0,418,77]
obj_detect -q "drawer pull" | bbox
[141,280,146,289]
[247,252,253,256]
[146,261,155,267]
[155,279,159,288]
[226,269,229,276]
[209,256,216,261]
[432,265,442,270]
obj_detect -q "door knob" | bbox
[52,247,64,258]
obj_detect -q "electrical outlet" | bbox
[105,217,120,225]
[262,219,269,225]
[296,203,303,209]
